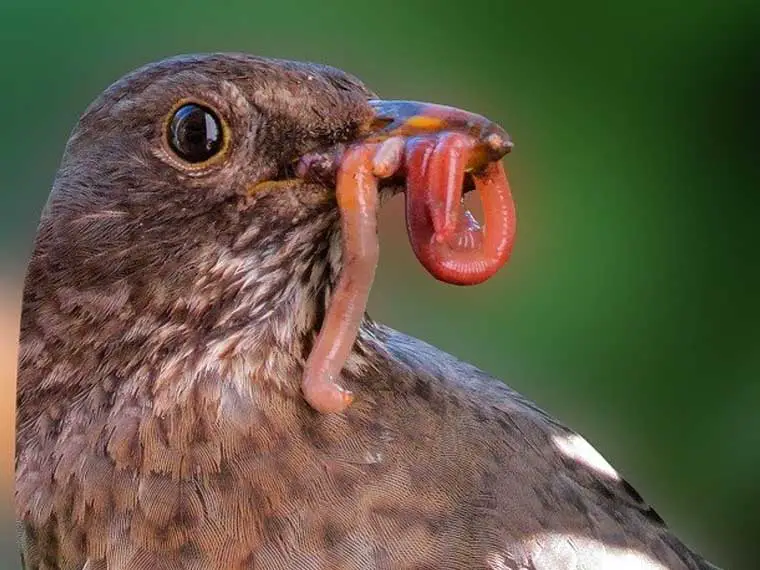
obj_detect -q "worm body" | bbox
[405,134,516,285]
[301,145,380,413]
[298,109,516,413]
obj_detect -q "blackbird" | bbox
[15,53,720,570]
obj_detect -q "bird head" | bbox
[41,54,377,304]
[20,53,514,415]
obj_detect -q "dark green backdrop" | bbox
[1,1,758,568]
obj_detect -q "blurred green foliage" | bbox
[1,1,759,568]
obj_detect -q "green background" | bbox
[1,1,758,568]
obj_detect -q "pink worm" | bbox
[301,145,379,413]
[301,133,516,413]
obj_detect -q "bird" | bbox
[15,53,721,570]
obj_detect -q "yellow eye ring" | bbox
[163,98,231,170]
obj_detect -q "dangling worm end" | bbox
[302,375,355,414]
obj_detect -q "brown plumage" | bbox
[15,53,720,569]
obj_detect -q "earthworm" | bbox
[300,114,516,413]
[405,133,516,285]
[301,144,380,413]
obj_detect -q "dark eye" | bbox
[167,103,225,163]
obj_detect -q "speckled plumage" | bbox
[15,53,720,570]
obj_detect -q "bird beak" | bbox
[365,99,513,168]
[293,99,513,190]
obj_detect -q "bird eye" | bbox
[166,103,225,164]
